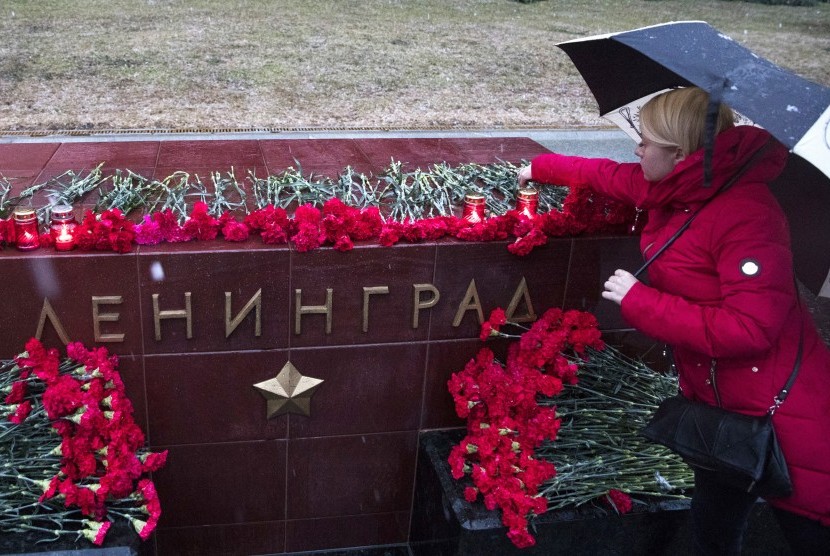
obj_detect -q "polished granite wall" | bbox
[0,137,645,555]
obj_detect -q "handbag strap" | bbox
[768,311,804,415]
[633,137,775,278]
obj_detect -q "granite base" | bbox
[0,521,139,556]
[410,430,791,556]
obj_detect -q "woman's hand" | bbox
[517,165,532,188]
[602,269,639,306]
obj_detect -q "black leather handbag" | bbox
[642,361,798,498]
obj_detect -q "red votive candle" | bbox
[13,208,40,251]
[462,193,486,224]
[516,187,539,220]
[50,205,78,251]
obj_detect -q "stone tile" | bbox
[151,440,287,528]
[147,166,258,215]
[286,432,418,520]
[34,163,121,192]
[0,143,59,174]
[77,170,159,214]
[33,166,98,182]
[0,249,143,356]
[0,174,41,201]
[421,339,478,430]
[47,141,160,169]
[144,350,289,446]
[156,140,265,175]
[150,165,260,182]
[138,241,291,354]
[421,336,514,431]
[260,138,375,178]
[13,164,149,212]
[0,166,98,208]
[287,343,427,438]
[37,164,154,183]
[155,521,285,556]
[285,513,409,553]
[117,354,149,438]
[353,138,466,173]
[0,175,37,194]
[141,167,254,217]
[445,137,550,164]
[289,243,436,348]
[563,235,643,330]
[429,238,572,340]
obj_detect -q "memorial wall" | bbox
[0,137,646,554]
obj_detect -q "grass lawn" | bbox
[0,0,828,131]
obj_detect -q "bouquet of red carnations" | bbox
[0,338,166,546]
[448,308,693,548]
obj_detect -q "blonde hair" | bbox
[639,87,735,156]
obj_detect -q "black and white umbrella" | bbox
[556,21,830,294]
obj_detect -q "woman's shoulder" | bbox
[718,178,784,212]
[704,183,789,243]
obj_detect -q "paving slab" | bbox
[0,128,639,162]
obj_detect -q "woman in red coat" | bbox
[519,87,830,555]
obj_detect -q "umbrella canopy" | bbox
[557,21,830,179]
[556,21,830,295]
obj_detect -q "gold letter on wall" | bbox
[412,284,440,329]
[505,277,537,323]
[35,298,70,346]
[362,286,389,333]
[92,296,125,342]
[452,279,484,327]
[295,288,333,335]
[152,292,193,341]
[225,289,262,338]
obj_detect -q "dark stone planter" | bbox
[410,430,791,556]
[0,521,140,556]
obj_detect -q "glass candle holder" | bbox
[50,205,78,251]
[516,187,539,220]
[462,193,486,224]
[13,208,40,251]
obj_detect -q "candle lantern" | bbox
[462,193,486,224]
[516,187,539,220]
[50,205,78,251]
[13,208,40,251]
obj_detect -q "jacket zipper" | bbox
[709,358,722,407]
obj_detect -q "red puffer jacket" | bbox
[531,125,830,524]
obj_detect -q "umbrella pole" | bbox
[703,81,727,188]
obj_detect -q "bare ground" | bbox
[1,0,828,132]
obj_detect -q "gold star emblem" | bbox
[253,362,323,418]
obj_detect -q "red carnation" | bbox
[4,380,27,404]
[182,202,220,241]
[379,221,405,246]
[0,217,14,244]
[8,401,32,424]
[81,520,112,546]
[221,219,250,242]
[507,226,548,256]
[135,215,164,245]
[604,489,633,514]
[259,223,286,244]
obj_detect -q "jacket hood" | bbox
[638,125,789,210]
